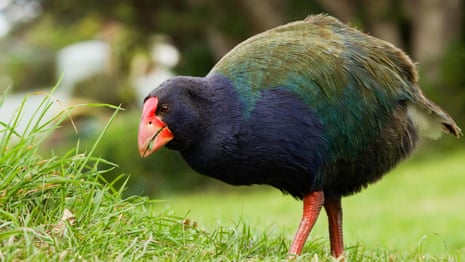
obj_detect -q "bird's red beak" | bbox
[138,97,174,158]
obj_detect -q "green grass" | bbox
[1,88,464,261]
[154,150,465,260]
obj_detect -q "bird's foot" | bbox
[332,254,345,262]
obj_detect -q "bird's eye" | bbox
[159,104,169,113]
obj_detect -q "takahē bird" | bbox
[138,14,462,259]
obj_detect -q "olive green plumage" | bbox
[211,15,460,130]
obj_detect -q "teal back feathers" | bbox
[208,14,461,164]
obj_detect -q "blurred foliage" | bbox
[73,74,134,106]
[22,14,102,49]
[438,41,465,118]
[0,14,103,92]
[0,46,54,91]
[3,0,465,196]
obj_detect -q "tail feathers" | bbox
[407,100,462,139]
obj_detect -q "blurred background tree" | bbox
[0,0,463,196]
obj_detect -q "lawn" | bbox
[154,149,465,260]
[1,90,464,261]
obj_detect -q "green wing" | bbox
[210,15,417,109]
[208,15,461,161]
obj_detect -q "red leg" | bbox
[324,197,344,259]
[288,190,324,256]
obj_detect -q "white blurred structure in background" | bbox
[132,40,180,104]
[0,37,179,135]
[56,40,111,93]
